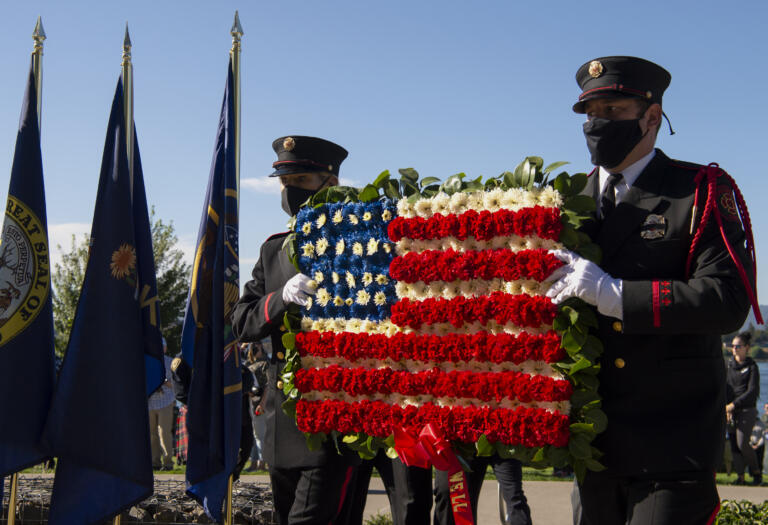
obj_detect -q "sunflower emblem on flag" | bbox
[110,243,137,284]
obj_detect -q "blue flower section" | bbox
[296,200,397,321]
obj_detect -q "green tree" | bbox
[52,209,191,358]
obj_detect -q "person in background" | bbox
[148,338,175,470]
[244,341,268,471]
[726,332,761,485]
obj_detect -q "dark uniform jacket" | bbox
[232,232,356,469]
[581,149,753,475]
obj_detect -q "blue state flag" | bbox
[41,75,164,524]
[0,64,55,477]
[181,58,241,523]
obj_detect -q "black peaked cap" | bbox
[573,56,671,113]
[269,136,348,177]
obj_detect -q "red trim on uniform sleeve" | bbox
[652,281,661,328]
[264,292,274,323]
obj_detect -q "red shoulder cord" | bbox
[685,163,763,324]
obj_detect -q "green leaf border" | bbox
[280,157,606,481]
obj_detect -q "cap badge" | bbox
[283,137,296,151]
[640,214,667,240]
[588,60,604,79]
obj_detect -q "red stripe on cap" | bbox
[652,281,661,328]
[579,84,650,100]
[264,292,273,323]
[273,159,332,170]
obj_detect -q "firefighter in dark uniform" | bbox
[232,136,359,525]
[546,56,760,524]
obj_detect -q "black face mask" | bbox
[280,175,332,216]
[583,117,647,169]
[281,185,315,216]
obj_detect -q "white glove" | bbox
[545,249,623,319]
[282,273,316,306]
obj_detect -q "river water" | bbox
[758,361,768,413]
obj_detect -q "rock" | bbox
[126,505,149,522]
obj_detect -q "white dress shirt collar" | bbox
[598,149,656,197]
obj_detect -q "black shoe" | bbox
[734,477,746,485]
[750,473,762,486]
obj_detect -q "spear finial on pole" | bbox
[31,16,46,131]
[122,23,134,200]
[230,11,243,215]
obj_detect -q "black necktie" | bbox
[600,173,623,219]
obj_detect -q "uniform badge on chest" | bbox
[640,214,667,240]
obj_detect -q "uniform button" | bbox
[276,380,284,389]
[612,321,623,332]
[279,325,287,332]
[614,358,626,369]
[276,351,285,360]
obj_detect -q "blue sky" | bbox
[1,1,767,309]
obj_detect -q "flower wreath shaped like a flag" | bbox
[280,158,607,487]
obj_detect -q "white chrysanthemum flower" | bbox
[347,318,362,333]
[505,281,522,295]
[395,239,410,255]
[463,237,478,252]
[352,242,364,256]
[305,296,313,310]
[335,239,345,255]
[414,199,433,218]
[384,322,401,337]
[491,236,509,250]
[301,222,312,235]
[540,186,563,207]
[458,280,476,297]
[431,193,451,215]
[315,237,329,256]
[409,281,427,299]
[362,211,372,222]
[333,296,344,306]
[503,188,526,210]
[508,237,526,251]
[449,192,469,215]
[467,192,484,211]
[367,238,379,255]
[374,291,387,306]
[348,214,359,225]
[356,290,371,305]
[483,188,504,213]
[316,288,330,307]
[362,272,374,286]
[423,281,440,298]
[443,282,460,300]
[316,213,327,228]
[333,318,347,332]
[375,274,388,285]
[332,209,343,223]
[395,281,409,298]
[345,297,354,306]
[346,271,356,289]
[382,243,391,254]
[434,323,451,337]
[307,319,320,331]
[397,199,413,218]
[314,271,325,283]
[382,209,393,221]
[523,191,538,207]
[332,272,340,284]
[301,243,315,257]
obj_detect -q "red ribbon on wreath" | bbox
[394,424,474,525]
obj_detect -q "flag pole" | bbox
[7,472,19,525]
[230,11,243,215]
[225,474,234,525]
[32,16,45,131]
[121,23,134,201]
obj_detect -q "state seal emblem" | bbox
[0,196,50,346]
